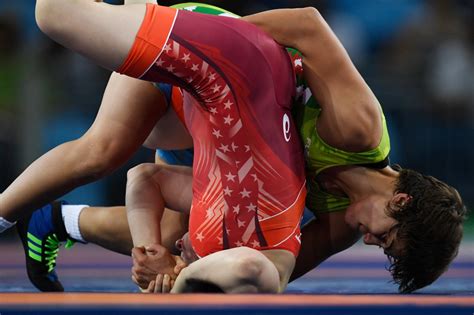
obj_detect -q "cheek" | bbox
[344,206,359,229]
[373,216,397,236]
[383,216,397,230]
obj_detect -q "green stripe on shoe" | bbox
[28,241,42,254]
[28,250,42,262]
[27,232,42,246]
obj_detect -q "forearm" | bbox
[291,214,359,281]
[244,7,350,74]
[126,203,163,247]
[125,164,166,247]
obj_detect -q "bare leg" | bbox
[0,72,166,222]
[35,0,146,71]
[78,206,189,256]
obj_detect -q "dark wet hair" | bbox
[386,165,467,293]
[181,278,225,293]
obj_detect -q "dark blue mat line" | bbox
[1,305,472,315]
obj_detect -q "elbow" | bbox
[126,163,162,195]
[285,7,323,51]
[125,163,164,211]
[300,6,321,20]
[297,7,323,36]
[126,163,154,185]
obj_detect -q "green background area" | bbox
[464,207,474,240]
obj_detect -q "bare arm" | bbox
[291,211,360,281]
[244,8,382,152]
[126,163,192,287]
[125,163,192,246]
[0,73,166,221]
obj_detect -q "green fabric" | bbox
[170,3,391,214]
[171,3,239,17]
[293,93,391,213]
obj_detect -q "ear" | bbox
[391,193,412,208]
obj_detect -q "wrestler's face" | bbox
[346,193,408,258]
[175,232,199,265]
[359,220,401,258]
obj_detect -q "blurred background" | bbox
[0,0,473,240]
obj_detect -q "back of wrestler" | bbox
[118,6,306,258]
[179,10,306,257]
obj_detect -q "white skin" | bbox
[125,162,294,292]
[0,0,412,291]
[28,2,405,257]
[140,234,280,294]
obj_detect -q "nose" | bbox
[175,239,184,251]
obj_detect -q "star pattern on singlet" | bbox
[153,36,268,250]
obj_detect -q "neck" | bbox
[333,166,399,202]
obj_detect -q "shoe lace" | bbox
[44,234,60,273]
[44,234,75,273]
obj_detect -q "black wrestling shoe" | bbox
[16,201,74,292]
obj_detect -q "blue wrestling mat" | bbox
[0,239,473,314]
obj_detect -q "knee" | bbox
[35,0,62,36]
[232,248,280,293]
[76,136,130,182]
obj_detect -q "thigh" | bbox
[86,72,167,152]
[37,0,146,70]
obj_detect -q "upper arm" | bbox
[244,8,383,151]
[296,9,382,151]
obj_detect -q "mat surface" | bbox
[1,240,473,314]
